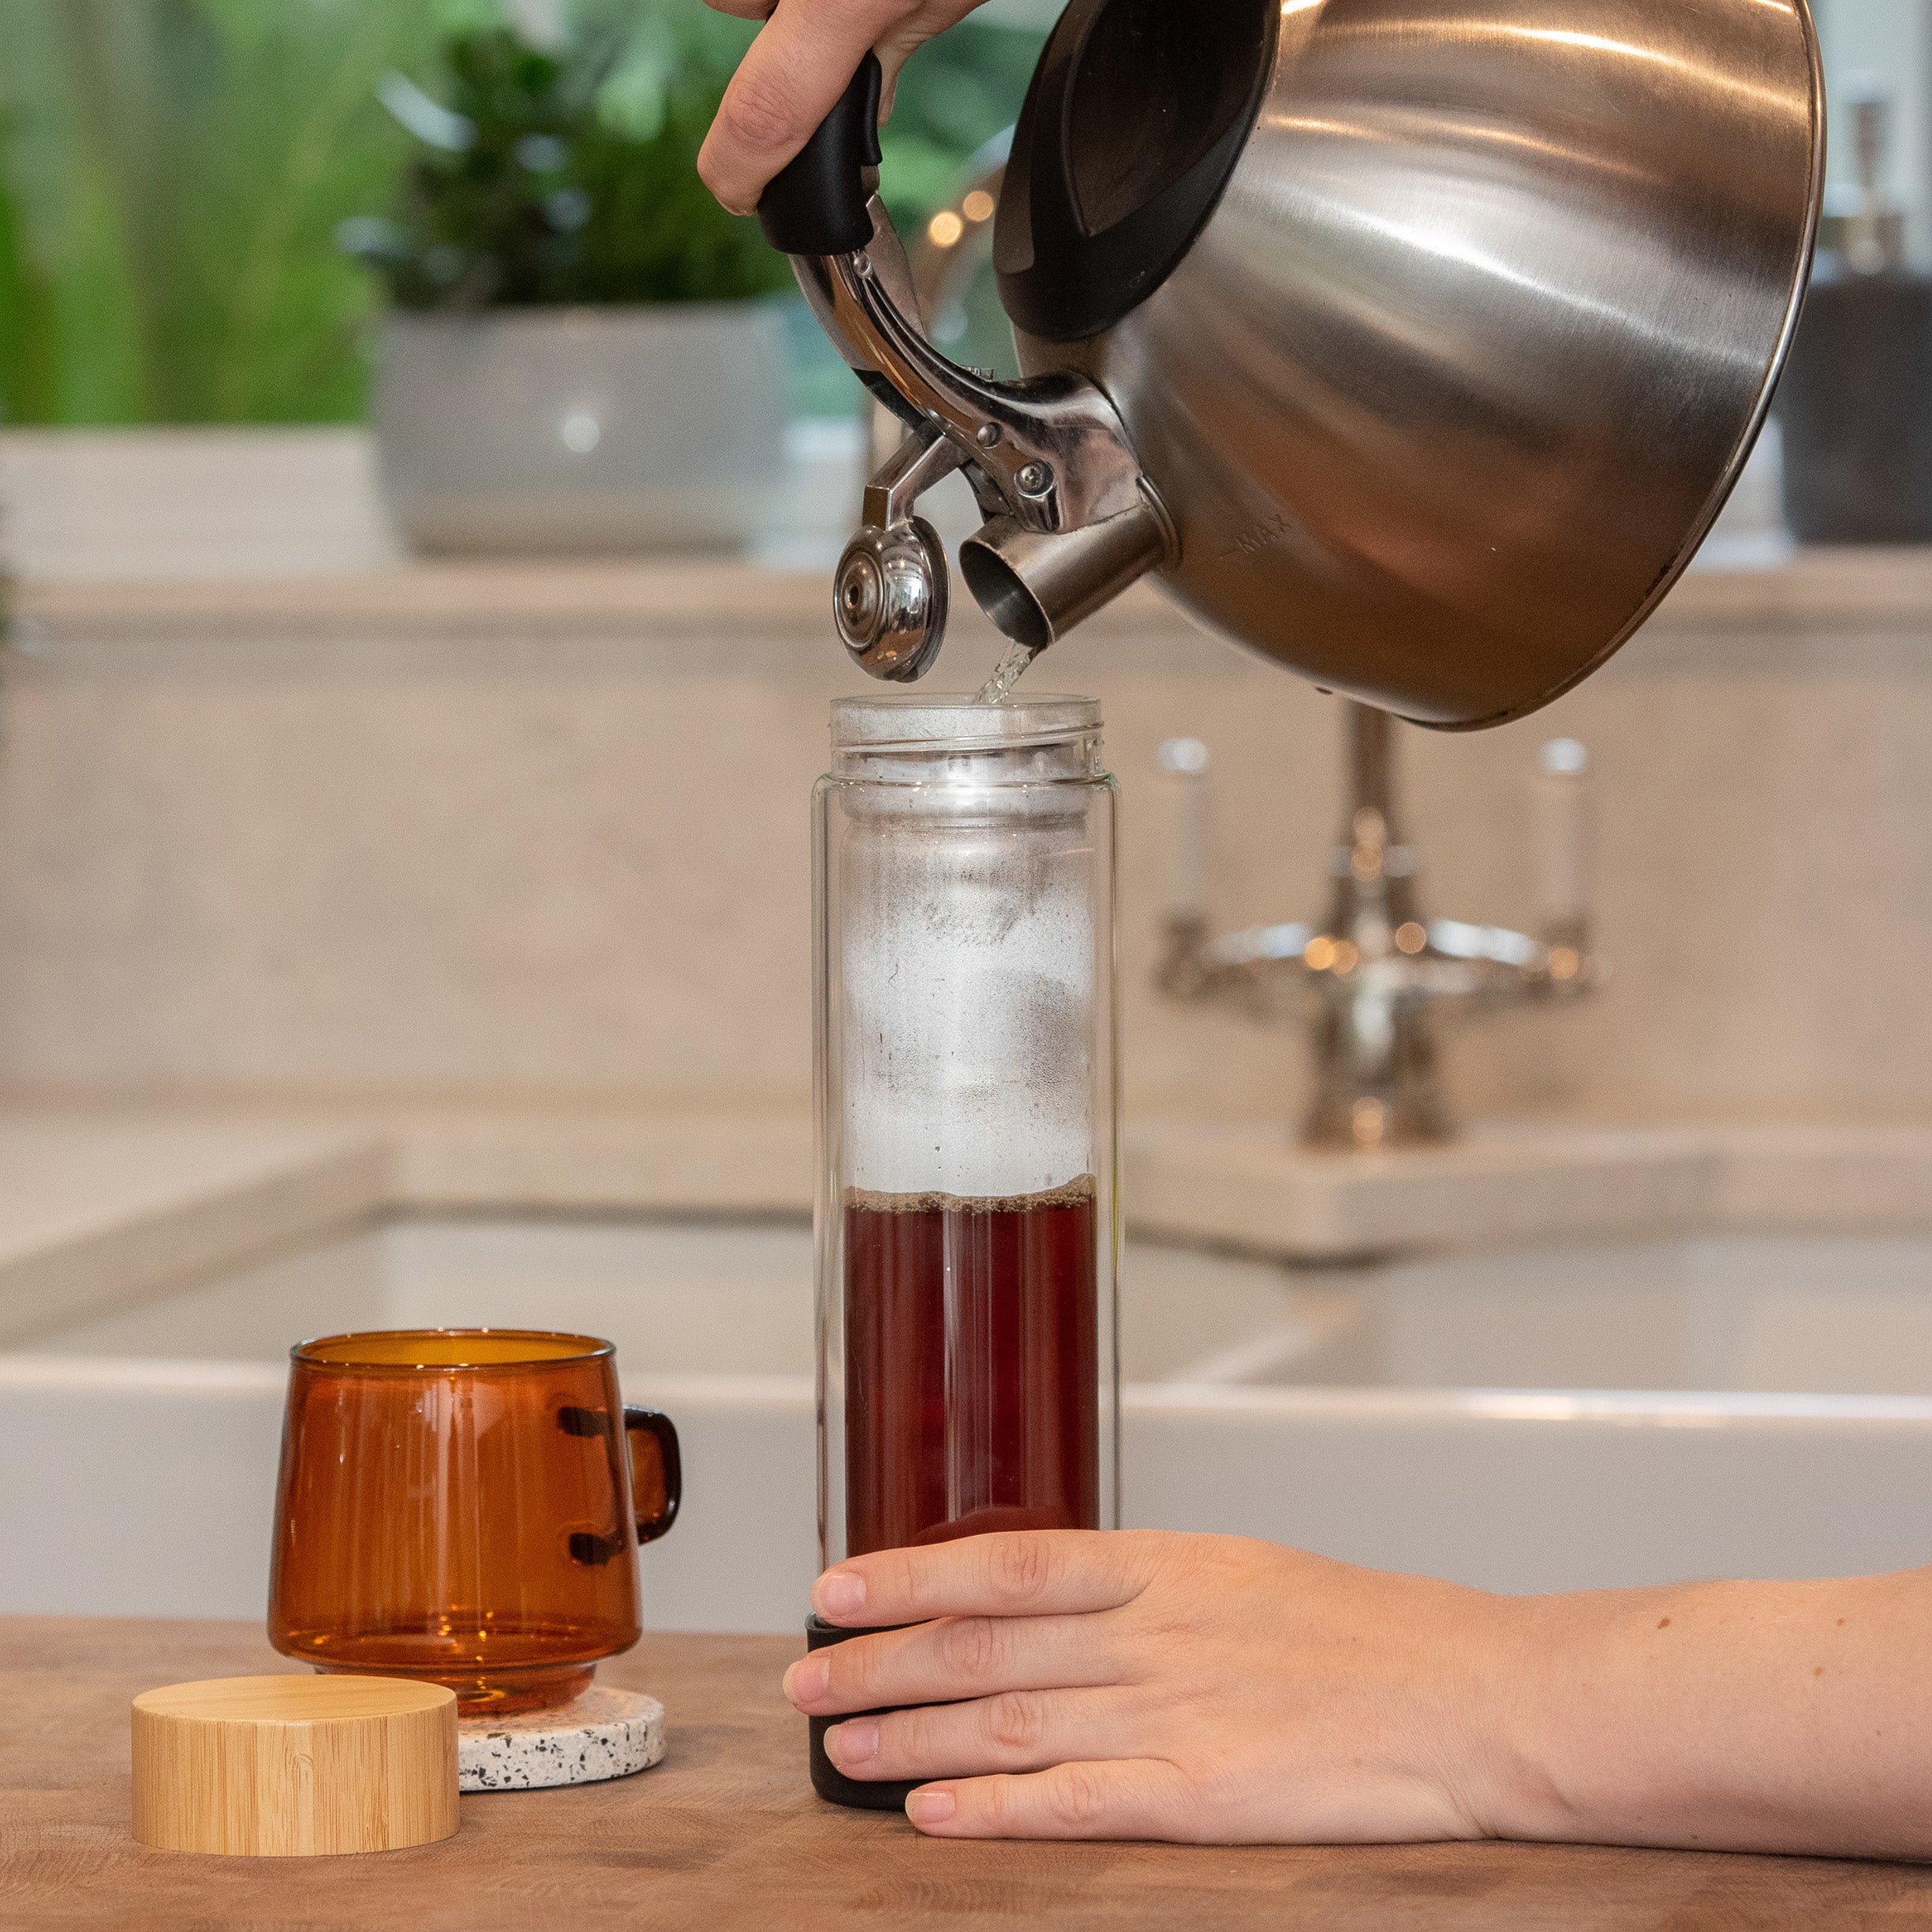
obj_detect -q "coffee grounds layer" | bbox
[843,1175,1097,1216]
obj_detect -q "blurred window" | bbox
[1817,0,1930,265]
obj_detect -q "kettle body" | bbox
[761,0,1824,727]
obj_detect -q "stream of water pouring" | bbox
[976,640,1037,706]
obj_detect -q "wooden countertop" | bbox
[4,1620,1929,1929]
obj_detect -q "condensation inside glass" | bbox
[842,767,1093,1202]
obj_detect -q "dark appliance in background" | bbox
[1778,92,1932,543]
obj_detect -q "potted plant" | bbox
[342,23,794,554]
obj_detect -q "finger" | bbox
[904,1760,1200,1841]
[697,0,917,215]
[702,0,777,18]
[812,1531,1160,1629]
[786,1610,1121,1716]
[827,1686,1142,1782]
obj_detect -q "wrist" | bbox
[1451,1588,1605,1843]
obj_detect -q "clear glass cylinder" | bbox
[813,695,1120,1574]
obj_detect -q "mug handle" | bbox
[625,1407,682,1544]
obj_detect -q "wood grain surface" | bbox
[131,1673,458,1857]
[3,1617,1928,1930]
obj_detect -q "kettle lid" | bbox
[996,0,1279,343]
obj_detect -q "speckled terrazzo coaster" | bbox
[458,1686,665,1792]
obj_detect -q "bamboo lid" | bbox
[131,1674,459,1857]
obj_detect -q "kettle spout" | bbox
[959,495,1172,654]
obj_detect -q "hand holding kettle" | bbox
[697,0,988,217]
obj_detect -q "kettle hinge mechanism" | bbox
[792,198,1175,683]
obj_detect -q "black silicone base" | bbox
[805,1614,919,1811]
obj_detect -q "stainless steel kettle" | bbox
[760,0,1824,727]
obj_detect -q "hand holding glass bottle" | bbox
[785,1527,1932,1859]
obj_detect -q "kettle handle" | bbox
[757,53,883,257]
[747,55,1169,678]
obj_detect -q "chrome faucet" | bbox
[1157,704,1598,1151]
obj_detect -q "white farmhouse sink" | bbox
[1173,1234,1932,1396]
[5,1216,1931,1630]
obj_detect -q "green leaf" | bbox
[0,1,1048,421]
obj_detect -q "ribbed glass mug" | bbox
[809,694,1121,1807]
[268,1329,680,1716]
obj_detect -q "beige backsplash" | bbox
[2,549,1928,1134]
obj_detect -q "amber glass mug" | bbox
[267,1330,680,1715]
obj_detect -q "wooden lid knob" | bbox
[131,1675,459,1857]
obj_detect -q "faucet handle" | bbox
[1156,738,1215,929]
[1533,738,1592,962]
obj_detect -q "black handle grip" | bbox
[757,51,883,256]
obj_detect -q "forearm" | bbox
[1489,1568,1932,1859]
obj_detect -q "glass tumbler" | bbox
[809,695,1121,1806]
[268,1329,680,1716]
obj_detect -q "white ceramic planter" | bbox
[372,303,790,555]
